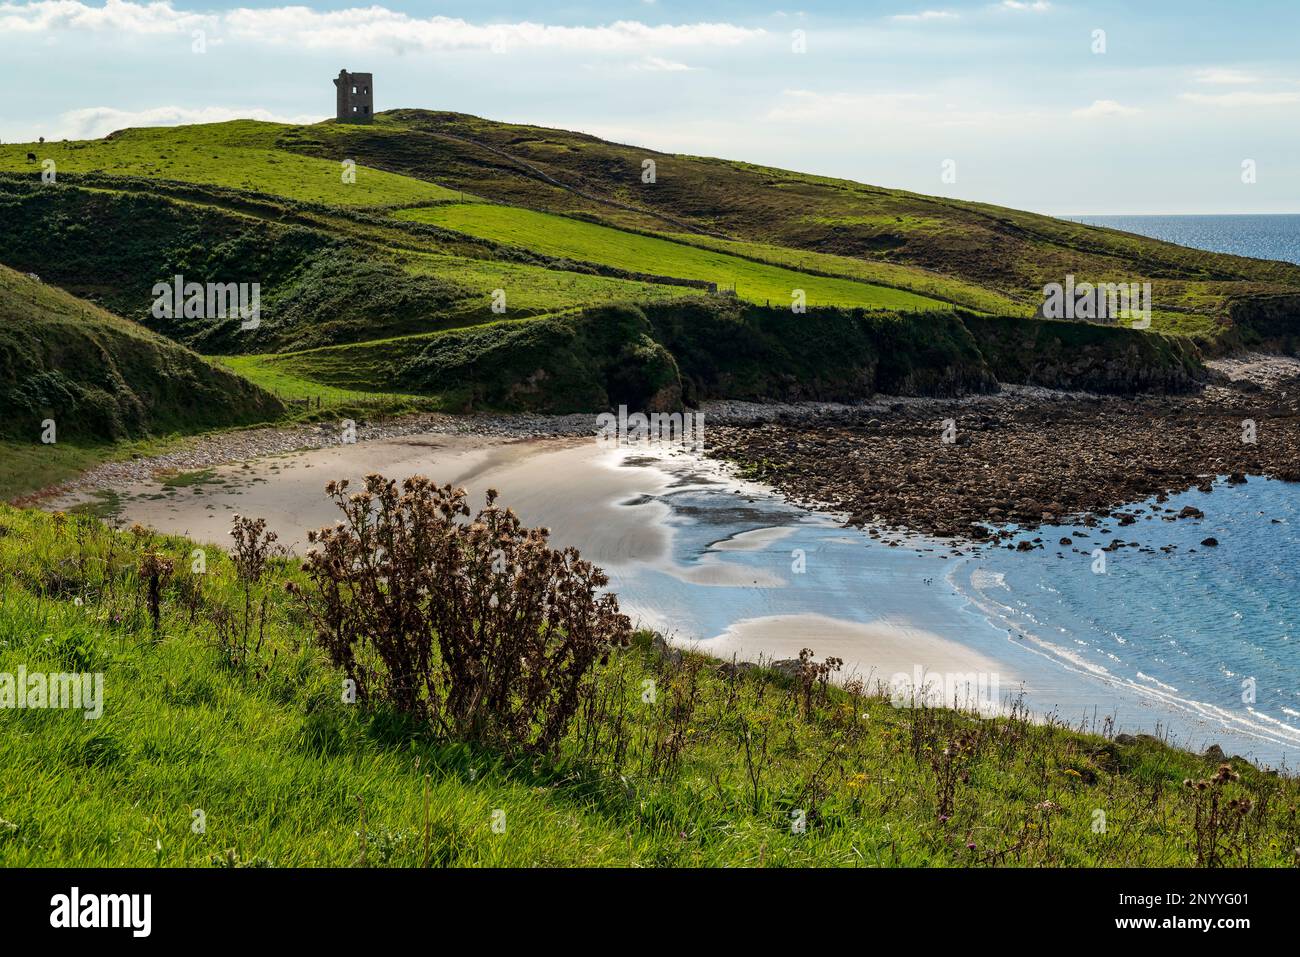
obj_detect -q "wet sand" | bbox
[702,613,1004,690]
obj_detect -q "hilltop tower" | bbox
[334,69,374,123]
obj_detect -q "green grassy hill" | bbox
[0,121,458,207]
[283,110,1300,344]
[0,265,284,497]
[0,264,282,439]
[241,300,1200,415]
[395,202,947,311]
[2,111,1296,427]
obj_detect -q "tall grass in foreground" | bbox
[1,496,1298,867]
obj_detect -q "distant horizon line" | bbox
[1055,211,1300,218]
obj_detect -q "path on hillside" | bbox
[423,128,733,240]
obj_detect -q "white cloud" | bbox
[46,105,318,140]
[630,56,696,72]
[0,0,211,33]
[0,2,764,53]
[1193,68,1261,85]
[1180,90,1300,107]
[890,10,959,22]
[998,1,1050,11]
[1072,99,1141,118]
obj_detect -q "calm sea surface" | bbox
[605,450,1300,769]
[1066,213,1300,265]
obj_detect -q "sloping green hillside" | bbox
[282,110,1300,343]
[0,177,698,354]
[0,264,282,442]
[2,502,1294,867]
[395,202,948,311]
[1,111,1292,429]
[0,121,458,207]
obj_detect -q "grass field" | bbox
[395,203,950,311]
[6,113,1293,354]
[659,231,1032,315]
[1,503,1294,867]
[216,355,443,417]
[398,250,707,316]
[289,110,1300,342]
[229,318,559,401]
[0,443,107,503]
[0,121,459,207]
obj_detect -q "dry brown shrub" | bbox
[289,474,631,753]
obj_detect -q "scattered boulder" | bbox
[649,634,683,667]
[769,659,802,680]
[704,385,1300,544]
[716,660,757,678]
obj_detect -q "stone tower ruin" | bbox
[334,69,374,123]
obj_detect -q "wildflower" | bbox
[1212,764,1240,784]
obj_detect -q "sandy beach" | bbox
[45,429,1010,686]
[702,613,1005,696]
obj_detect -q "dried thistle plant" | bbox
[289,474,631,753]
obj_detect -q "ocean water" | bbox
[954,478,1300,765]
[1065,214,1300,265]
[603,450,1300,769]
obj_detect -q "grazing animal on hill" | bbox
[26,152,37,162]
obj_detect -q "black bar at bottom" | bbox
[0,867,1278,942]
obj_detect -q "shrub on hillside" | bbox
[289,474,632,752]
[399,305,682,412]
[254,250,471,352]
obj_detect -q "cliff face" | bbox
[959,313,1204,395]
[1226,294,1300,355]
[383,299,1206,415]
[640,300,999,405]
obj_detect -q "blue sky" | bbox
[2,0,1298,214]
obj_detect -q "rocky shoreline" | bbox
[24,356,1300,548]
[705,360,1300,544]
[25,384,1089,500]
